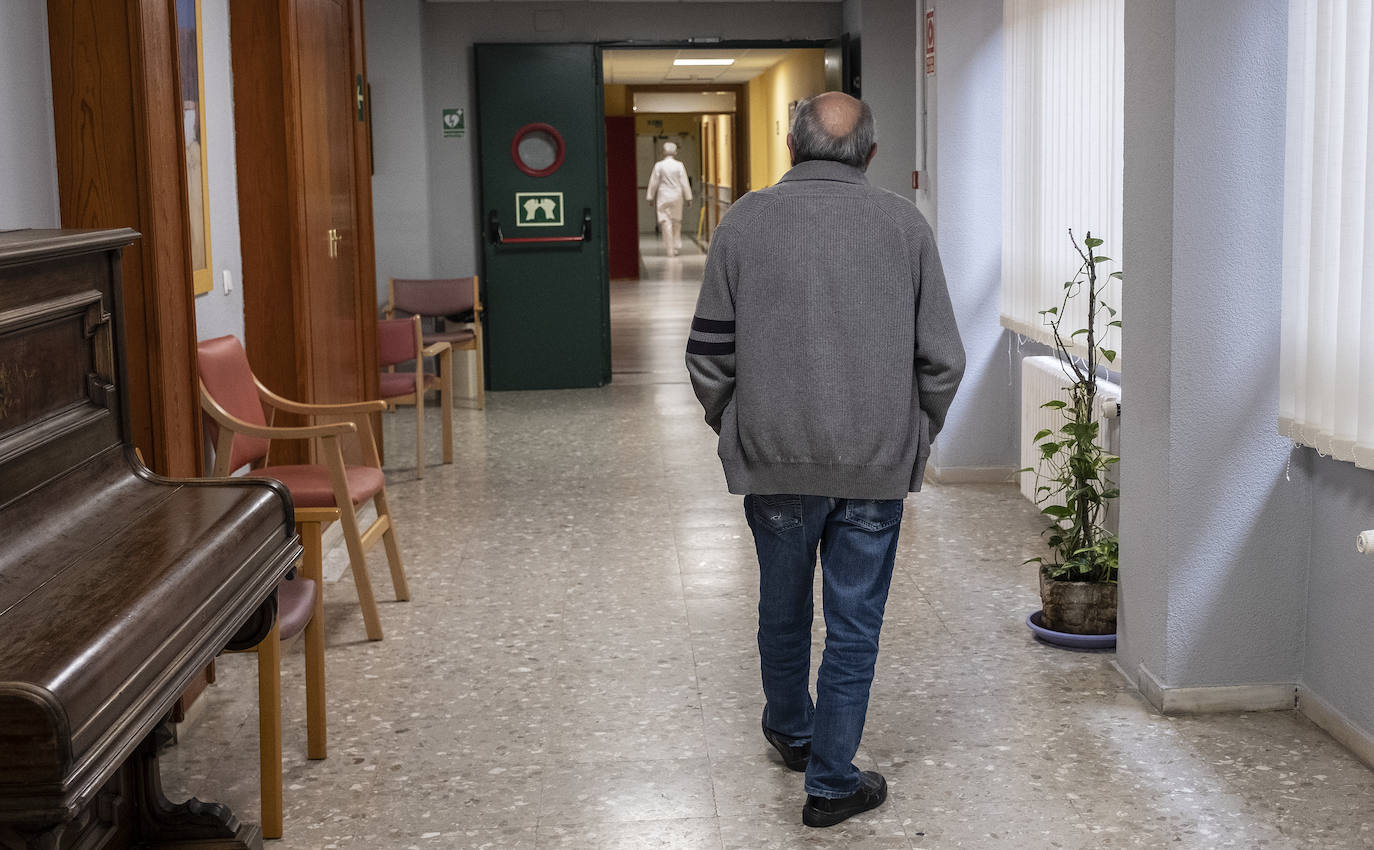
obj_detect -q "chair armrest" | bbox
[421,341,452,358]
[254,378,388,416]
[200,386,357,441]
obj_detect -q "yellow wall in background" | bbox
[604,84,630,116]
[746,49,827,190]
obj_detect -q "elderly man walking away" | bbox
[685,92,965,828]
[646,141,693,257]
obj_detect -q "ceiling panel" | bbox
[602,48,805,85]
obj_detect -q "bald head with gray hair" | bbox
[787,91,877,171]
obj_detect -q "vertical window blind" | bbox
[1280,0,1374,470]
[1002,0,1124,361]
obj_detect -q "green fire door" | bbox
[475,43,610,390]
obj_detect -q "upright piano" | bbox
[0,230,301,849]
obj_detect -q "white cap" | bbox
[663,142,678,155]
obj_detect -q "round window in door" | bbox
[511,123,565,177]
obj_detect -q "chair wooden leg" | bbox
[337,502,384,641]
[373,490,410,601]
[299,520,327,760]
[440,349,453,465]
[415,391,425,480]
[257,619,283,840]
[474,346,486,410]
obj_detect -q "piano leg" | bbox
[132,721,264,850]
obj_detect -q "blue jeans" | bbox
[744,493,903,798]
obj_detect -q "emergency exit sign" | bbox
[516,192,564,227]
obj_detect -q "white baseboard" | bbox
[926,463,1018,485]
[1298,686,1374,771]
[1136,663,1297,714]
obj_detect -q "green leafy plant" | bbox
[1021,230,1120,584]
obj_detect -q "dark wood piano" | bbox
[0,230,301,850]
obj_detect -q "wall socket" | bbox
[222,269,233,295]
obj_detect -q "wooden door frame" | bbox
[47,0,203,479]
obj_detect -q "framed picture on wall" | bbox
[176,0,213,295]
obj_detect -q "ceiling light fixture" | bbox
[673,58,735,66]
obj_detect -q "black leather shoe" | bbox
[802,771,888,828]
[761,709,810,772]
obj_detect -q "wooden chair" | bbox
[245,539,327,839]
[385,276,485,409]
[196,335,409,643]
[378,315,452,478]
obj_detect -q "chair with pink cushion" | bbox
[196,335,409,643]
[385,276,485,409]
[378,315,452,478]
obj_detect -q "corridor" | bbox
[162,239,1374,848]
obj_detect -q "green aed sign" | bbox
[442,108,465,138]
[515,192,563,227]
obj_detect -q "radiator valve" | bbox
[1100,398,1121,419]
[1359,530,1374,556]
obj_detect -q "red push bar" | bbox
[500,234,585,244]
[488,208,592,246]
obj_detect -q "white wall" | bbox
[365,0,433,302]
[929,0,1015,479]
[413,2,843,293]
[0,2,60,229]
[192,0,246,342]
[1120,0,1309,694]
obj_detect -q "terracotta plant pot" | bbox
[1039,568,1117,635]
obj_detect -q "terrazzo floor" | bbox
[162,238,1374,848]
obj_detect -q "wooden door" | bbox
[298,0,365,406]
[230,0,378,465]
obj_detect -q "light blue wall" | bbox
[1120,0,1309,690]
[930,0,1015,476]
[0,2,59,230]
[365,0,433,305]
[192,0,246,342]
[858,0,918,216]
[1304,456,1374,732]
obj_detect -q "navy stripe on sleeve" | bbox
[686,339,736,356]
[691,317,736,334]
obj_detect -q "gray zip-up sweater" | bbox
[685,160,965,500]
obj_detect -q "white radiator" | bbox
[1019,355,1121,504]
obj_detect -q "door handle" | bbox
[327,228,343,258]
[488,208,592,245]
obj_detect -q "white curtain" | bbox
[1280,0,1374,470]
[1002,0,1124,362]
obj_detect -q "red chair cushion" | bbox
[197,336,271,470]
[377,317,418,368]
[392,278,475,317]
[379,371,434,399]
[259,464,386,508]
[276,575,317,641]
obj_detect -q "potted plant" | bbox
[1022,230,1121,643]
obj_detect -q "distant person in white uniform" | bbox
[646,142,693,257]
